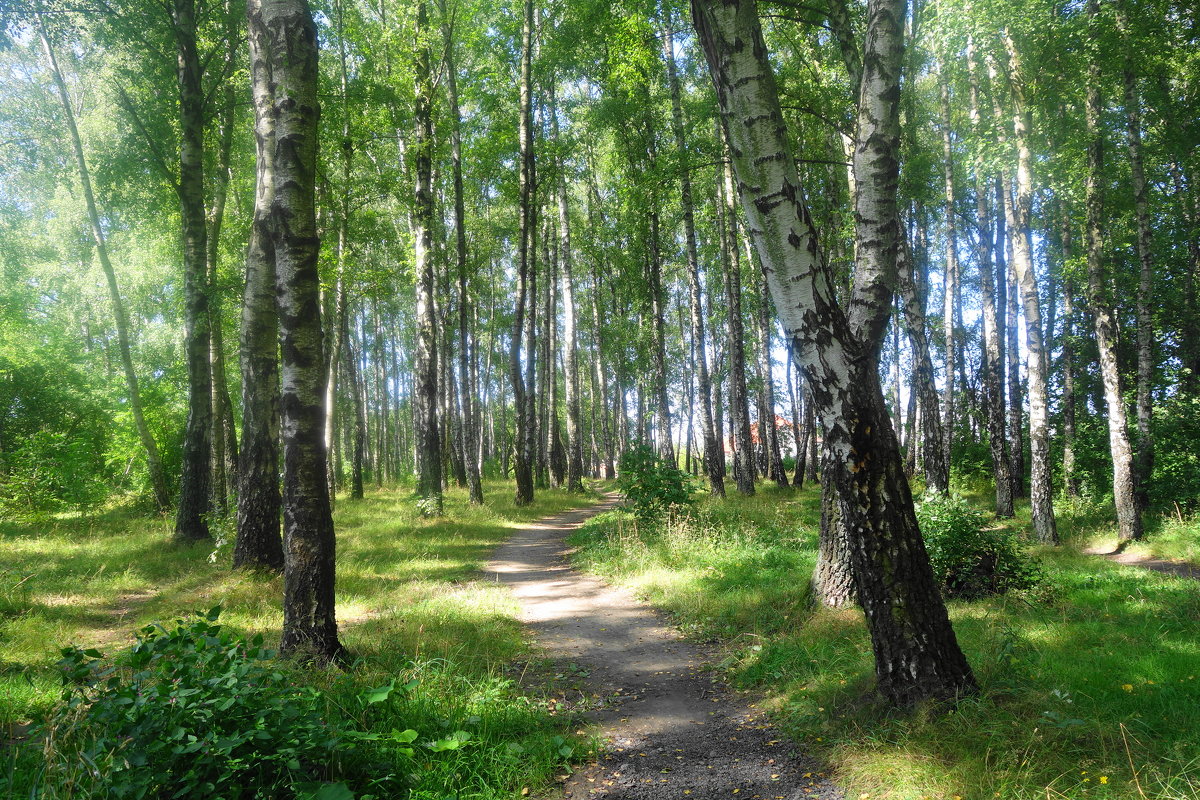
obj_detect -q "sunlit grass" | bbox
[1,479,606,798]
[569,482,1200,800]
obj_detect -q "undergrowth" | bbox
[570,484,1200,800]
[1,481,605,799]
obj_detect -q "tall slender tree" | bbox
[938,74,958,490]
[264,0,342,660]
[718,139,755,495]
[995,37,1056,544]
[1082,1,1141,543]
[967,33,1012,518]
[1120,11,1155,512]
[412,0,442,513]
[34,14,172,515]
[663,15,723,495]
[172,0,213,542]
[440,0,485,503]
[510,0,536,505]
[234,0,283,572]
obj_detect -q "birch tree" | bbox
[692,0,977,705]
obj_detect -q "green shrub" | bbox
[1150,394,1200,511]
[43,609,354,799]
[617,444,695,520]
[916,496,1042,599]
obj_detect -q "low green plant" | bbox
[43,608,356,799]
[617,444,695,520]
[915,495,1042,599]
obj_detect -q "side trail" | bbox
[485,495,842,800]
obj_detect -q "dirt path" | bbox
[1084,546,1200,581]
[486,495,841,800]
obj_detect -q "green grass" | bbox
[1059,495,1200,566]
[568,484,1200,800]
[1,480,606,799]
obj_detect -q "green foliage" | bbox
[44,608,353,799]
[1149,394,1200,511]
[916,496,1042,599]
[0,343,113,518]
[616,443,696,520]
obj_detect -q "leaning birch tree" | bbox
[692,0,976,705]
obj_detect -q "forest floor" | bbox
[4,483,1199,800]
[488,493,841,800]
[0,482,617,798]
[567,486,1200,800]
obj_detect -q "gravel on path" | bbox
[485,495,842,800]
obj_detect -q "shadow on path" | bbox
[486,494,841,800]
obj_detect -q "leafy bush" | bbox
[1150,394,1200,511]
[617,444,695,520]
[0,360,113,518]
[44,609,353,799]
[916,496,1042,599]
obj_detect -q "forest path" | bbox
[486,494,841,800]
[1084,546,1200,581]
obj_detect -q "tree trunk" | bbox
[234,1,283,572]
[938,76,957,490]
[36,20,172,514]
[440,1,484,503]
[343,308,367,499]
[267,0,342,661]
[693,0,976,705]
[1082,7,1141,541]
[647,206,675,465]
[967,35,1012,517]
[996,38,1056,544]
[412,0,442,513]
[896,237,946,494]
[756,262,788,487]
[718,133,756,495]
[324,0,353,504]
[787,351,805,488]
[664,16,723,495]
[1123,57,1154,512]
[812,451,853,608]
[545,229,565,488]
[173,0,213,542]
[208,28,239,513]
[1059,207,1081,498]
[324,271,346,501]
[590,263,616,479]
[998,181,1024,499]
[540,88,585,493]
[511,0,536,505]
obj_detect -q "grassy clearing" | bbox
[569,484,1200,800]
[1,480,604,799]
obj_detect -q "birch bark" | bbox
[1083,3,1141,541]
[173,0,213,542]
[413,0,442,513]
[234,0,283,572]
[265,0,342,660]
[693,0,975,704]
[996,38,1056,543]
